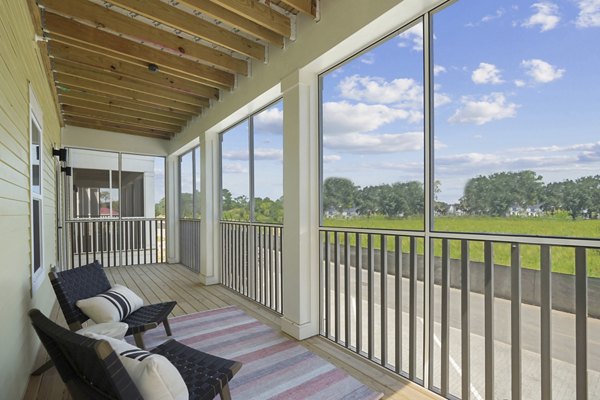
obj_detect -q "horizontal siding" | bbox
[0,0,62,399]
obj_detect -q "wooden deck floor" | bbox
[24,263,440,400]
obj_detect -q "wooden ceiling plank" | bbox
[40,0,248,75]
[55,73,203,114]
[64,115,175,135]
[177,0,285,45]
[65,120,172,140]
[49,40,224,95]
[107,0,265,60]
[62,105,182,132]
[53,59,210,106]
[58,88,193,119]
[44,13,235,88]
[58,96,185,126]
[278,0,316,17]
[25,0,64,126]
[207,0,291,38]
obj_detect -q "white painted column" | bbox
[166,154,179,264]
[199,131,221,285]
[280,71,320,340]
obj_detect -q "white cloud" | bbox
[449,93,518,125]
[397,24,423,51]
[222,163,247,174]
[323,131,424,154]
[222,150,248,160]
[433,65,446,76]
[434,91,452,107]
[323,101,422,134]
[576,0,600,27]
[521,59,565,83]
[338,75,422,107]
[466,8,506,27]
[523,2,560,31]
[254,107,283,134]
[254,148,283,160]
[471,62,504,85]
[514,79,526,87]
[360,53,375,65]
[323,154,342,163]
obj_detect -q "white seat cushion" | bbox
[84,332,189,400]
[76,284,144,323]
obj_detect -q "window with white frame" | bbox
[30,88,44,293]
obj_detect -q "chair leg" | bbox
[163,318,172,336]
[219,384,232,400]
[133,332,145,349]
[31,360,54,376]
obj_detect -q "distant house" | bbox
[508,204,543,217]
[446,204,465,216]
[341,207,359,218]
[324,207,339,218]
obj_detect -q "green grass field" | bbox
[323,216,600,277]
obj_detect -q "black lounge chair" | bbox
[49,261,176,349]
[29,309,242,400]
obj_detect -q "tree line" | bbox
[323,171,600,220]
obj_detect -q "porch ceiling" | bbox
[27,0,317,140]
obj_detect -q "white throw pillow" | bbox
[76,284,144,323]
[84,332,189,400]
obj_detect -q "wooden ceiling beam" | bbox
[107,0,265,60]
[207,0,291,38]
[65,119,173,140]
[62,105,181,133]
[49,41,221,97]
[39,0,248,75]
[58,96,185,126]
[43,13,235,89]
[278,0,317,17]
[55,73,203,114]
[58,88,194,119]
[177,0,284,45]
[53,59,210,106]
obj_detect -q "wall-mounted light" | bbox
[52,147,67,162]
[61,166,72,176]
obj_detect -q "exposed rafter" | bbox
[107,0,266,60]
[30,0,317,139]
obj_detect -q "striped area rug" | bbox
[132,306,383,400]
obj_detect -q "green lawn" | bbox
[323,216,600,277]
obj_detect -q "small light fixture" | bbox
[61,166,72,176]
[148,63,159,73]
[52,147,67,162]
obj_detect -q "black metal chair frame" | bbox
[29,309,242,400]
[49,261,177,349]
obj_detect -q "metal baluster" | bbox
[409,237,417,380]
[335,231,340,342]
[368,234,374,360]
[540,245,552,400]
[275,227,281,313]
[325,231,330,339]
[395,236,403,374]
[356,233,362,354]
[85,222,90,265]
[344,232,351,348]
[511,243,522,400]
[441,239,449,394]
[575,247,588,400]
[485,241,495,400]
[381,234,388,367]
[461,240,470,399]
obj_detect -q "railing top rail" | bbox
[179,218,202,222]
[66,217,166,223]
[220,220,283,228]
[319,225,600,248]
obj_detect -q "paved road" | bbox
[324,265,600,399]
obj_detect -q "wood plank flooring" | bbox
[24,263,440,400]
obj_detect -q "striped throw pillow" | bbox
[82,332,188,400]
[76,284,143,323]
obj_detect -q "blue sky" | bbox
[221,101,284,200]
[322,0,600,203]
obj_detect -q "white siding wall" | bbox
[0,0,62,398]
